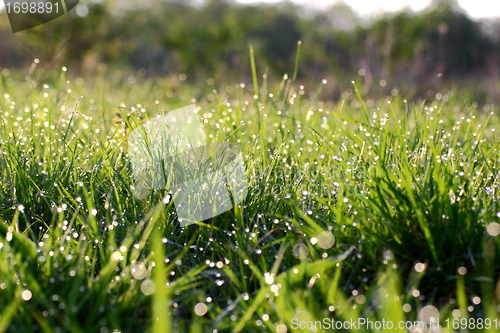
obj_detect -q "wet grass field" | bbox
[1,63,500,332]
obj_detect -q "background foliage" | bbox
[1,0,500,100]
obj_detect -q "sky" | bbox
[236,0,500,19]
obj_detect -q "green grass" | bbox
[1,62,500,333]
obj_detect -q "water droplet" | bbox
[140,280,155,295]
[415,263,426,273]
[111,251,121,262]
[264,272,274,285]
[317,231,335,249]
[194,303,208,316]
[293,243,309,259]
[487,222,500,236]
[131,263,147,280]
[419,305,439,323]
[21,290,32,301]
[275,323,287,333]
[382,250,394,261]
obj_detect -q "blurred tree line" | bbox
[1,0,500,100]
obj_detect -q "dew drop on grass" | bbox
[294,310,311,322]
[487,222,500,236]
[402,304,412,312]
[111,251,121,262]
[382,250,394,261]
[162,195,170,204]
[356,295,366,304]
[140,280,156,296]
[131,263,147,280]
[264,272,274,285]
[21,289,32,301]
[293,243,309,259]
[275,323,287,333]
[414,263,426,273]
[194,303,208,316]
[419,305,439,323]
[317,231,335,249]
